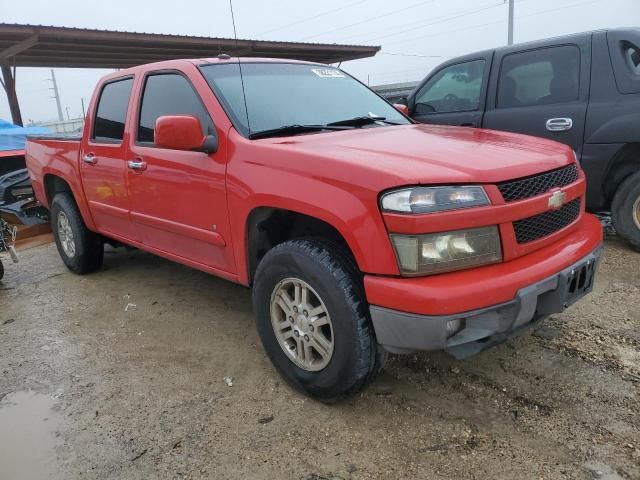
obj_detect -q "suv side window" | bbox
[607,32,640,94]
[497,45,580,108]
[414,60,485,114]
[137,73,214,143]
[92,78,133,142]
[623,42,640,75]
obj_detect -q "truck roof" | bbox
[101,57,326,82]
[449,27,640,61]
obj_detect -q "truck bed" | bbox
[27,133,82,142]
[25,136,82,209]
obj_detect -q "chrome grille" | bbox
[513,198,581,244]
[498,164,579,202]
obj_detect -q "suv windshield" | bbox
[200,62,410,138]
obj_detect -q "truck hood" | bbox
[263,124,574,185]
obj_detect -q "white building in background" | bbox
[29,118,84,134]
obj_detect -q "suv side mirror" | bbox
[393,104,409,116]
[154,115,217,153]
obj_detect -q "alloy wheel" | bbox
[269,277,334,371]
[57,211,76,258]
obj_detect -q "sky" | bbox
[1,0,639,123]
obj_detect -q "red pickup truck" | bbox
[26,57,603,400]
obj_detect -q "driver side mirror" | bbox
[393,103,409,116]
[155,115,218,153]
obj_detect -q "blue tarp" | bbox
[0,120,50,152]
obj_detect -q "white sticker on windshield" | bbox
[311,68,346,78]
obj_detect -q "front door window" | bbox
[414,60,485,115]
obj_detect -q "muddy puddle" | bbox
[0,391,61,480]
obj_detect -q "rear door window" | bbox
[413,60,485,114]
[137,73,213,143]
[497,45,580,108]
[92,78,133,142]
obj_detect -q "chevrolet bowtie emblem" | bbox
[548,190,567,209]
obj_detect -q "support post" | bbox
[0,63,23,126]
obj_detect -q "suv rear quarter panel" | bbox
[583,30,640,209]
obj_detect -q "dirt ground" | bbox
[1,237,639,480]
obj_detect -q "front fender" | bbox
[225,152,400,285]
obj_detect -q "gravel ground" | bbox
[0,238,638,480]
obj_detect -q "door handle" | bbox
[546,118,573,132]
[82,153,97,165]
[127,159,147,171]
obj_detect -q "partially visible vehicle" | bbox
[0,216,18,280]
[371,81,419,104]
[407,28,640,249]
[26,57,602,400]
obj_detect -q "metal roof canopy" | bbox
[0,23,380,125]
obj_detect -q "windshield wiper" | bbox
[326,115,403,127]
[248,124,351,140]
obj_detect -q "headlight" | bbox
[390,226,502,276]
[381,186,489,214]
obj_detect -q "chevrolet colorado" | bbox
[26,57,603,400]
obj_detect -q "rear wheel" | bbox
[51,193,104,274]
[611,171,640,251]
[252,239,383,401]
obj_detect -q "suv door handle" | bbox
[546,118,573,132]
[127,159,147,171]
[82,153,97,165]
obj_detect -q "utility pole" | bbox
[507,0,514,45]
[48,69,64,122]
[65,106,70,120]
[81,98,86,118]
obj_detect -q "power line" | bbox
[257,0,368,37]
[383,0,606,47]
[342,0,534,45]
[347,1,505,45]
[380,51,450,58]
[301,0,437,41]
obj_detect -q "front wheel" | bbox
[51,193,104,274]
[252,239,383,401]
[611,171,640,251]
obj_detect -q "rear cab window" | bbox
[92,77,134,143]
[497,45,581,108]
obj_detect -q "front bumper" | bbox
[369,244,603,358]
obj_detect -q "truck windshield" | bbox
[200,62,410,138]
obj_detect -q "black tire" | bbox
[51,193,104,274]
[0,258,4,280]
[611,171,640,251]
[252,239,383,401]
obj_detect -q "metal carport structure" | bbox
[0,23,380,125]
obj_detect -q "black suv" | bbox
[407,28,640,249]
